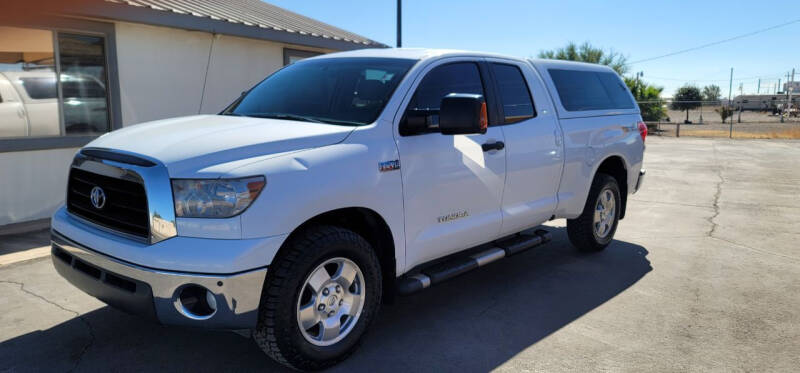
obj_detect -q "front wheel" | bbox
[253,225,382,371]
[567,173,621,251]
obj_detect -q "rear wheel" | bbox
[567,173,621,251]
[253,225,381,371]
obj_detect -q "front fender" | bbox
[225,138,406,273]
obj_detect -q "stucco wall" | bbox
[115,22,332,125]
[0,147,78,226]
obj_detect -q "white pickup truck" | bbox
[51,48,645,370]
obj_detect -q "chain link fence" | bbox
[641,99,800,139]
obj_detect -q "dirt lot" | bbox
[657,108,800,139]
[1,137,799,372]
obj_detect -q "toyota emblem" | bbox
[90,186,107,209]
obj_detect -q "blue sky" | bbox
[267,0,800,97]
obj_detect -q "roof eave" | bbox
[68,2,388,51]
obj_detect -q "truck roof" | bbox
[527,58,618,73]
[311,48,617,74]
[310,47,528,63]
[313,48,614,77]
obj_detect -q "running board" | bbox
[397,229,551,295]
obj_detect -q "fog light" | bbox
[178,285,217,320]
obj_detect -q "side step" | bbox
[397,229,551,295]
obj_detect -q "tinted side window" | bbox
[19,77,57,99]
[491,63,535,123]
[549,69,634,111]
[402,62,484,135]
[597,72,635,109]
[409,62,484,112]
[62,78,106,99]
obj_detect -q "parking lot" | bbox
[1,136,799,372]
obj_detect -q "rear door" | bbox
[486,59,564,236]
[394,58,507,268]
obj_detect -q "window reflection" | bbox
[58,33,110,135]
[0,27,112,138]
[0,26,58,137]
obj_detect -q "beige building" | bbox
[0,0,384,233]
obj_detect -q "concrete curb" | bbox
[0,246,51,266]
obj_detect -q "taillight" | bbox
[637,121,647,142]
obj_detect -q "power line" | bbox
[629,18,800,64]
[646,73,785,82]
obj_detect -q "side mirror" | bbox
[400,109,430,136]
[438,93,488,135]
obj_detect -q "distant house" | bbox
[0,0,384,232]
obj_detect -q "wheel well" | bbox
[285,207,397,304]
[595,156,628,219]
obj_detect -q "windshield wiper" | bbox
[237,112,326,124]
[223,112,364,126]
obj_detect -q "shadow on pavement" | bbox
[0,229,50,257]
[0,227,651,372]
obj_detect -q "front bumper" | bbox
[51,230,267,329]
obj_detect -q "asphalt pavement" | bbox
[1,136,799,372]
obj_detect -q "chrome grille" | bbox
[67,168,149,238]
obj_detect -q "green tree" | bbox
[715,106,733,122]
[702,84,721,102]
[624,77,666,121]
[537,42,628,75]
[671,85,703,123]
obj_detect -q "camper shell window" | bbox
[548,69,635,112]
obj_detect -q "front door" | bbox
[395,60,506,269]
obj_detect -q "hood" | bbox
[87,115,355,177]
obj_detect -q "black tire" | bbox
[567,173,621,252]
[253,225,382,371]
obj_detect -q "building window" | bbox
[283,48,321,66]
[0,26,57,138]
[58,33,110,135]
[0,22,116,150]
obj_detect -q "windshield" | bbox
[225,57,417,126]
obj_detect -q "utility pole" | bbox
[738,82,743,123]
[635,71,643,96]
[728,67,734,138]
[697,72,703,123]
[396,0,402,48]
[789,68,796,121]
[782,72,789,123]
[757,78,761,94]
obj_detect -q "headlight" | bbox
[172,176,266,218]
